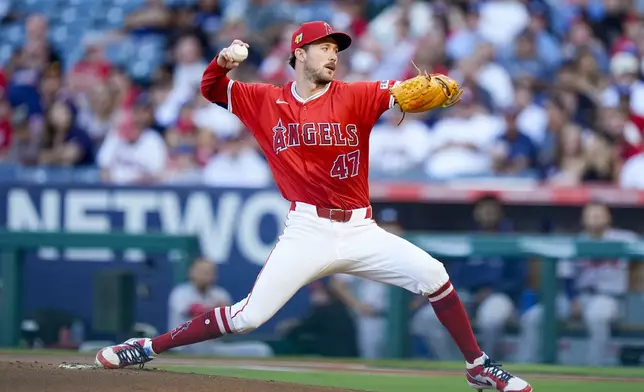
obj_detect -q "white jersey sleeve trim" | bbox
[388,81,401,109]
[227,79,235,113]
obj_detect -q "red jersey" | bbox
[201,60,398,209]
[0,118,11,153]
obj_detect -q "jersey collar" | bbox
[291,81,332,104]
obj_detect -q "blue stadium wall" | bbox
[0,184,300,338]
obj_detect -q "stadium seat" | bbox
[104,7,126,28]
[104,41,131,66]
[0,44,13,66]
[65,0,98,5]
[113,0,145,14]
[2,23,25,47]
[165,0,199,7]
[129,60,154,80]
[14,0,57,14]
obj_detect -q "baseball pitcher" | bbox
[95,21,531,392]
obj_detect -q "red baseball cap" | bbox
[291,21,352,53]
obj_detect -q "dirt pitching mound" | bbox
[0,361,356,392]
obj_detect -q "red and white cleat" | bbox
[95,338,156,369]
[466,353,533,392]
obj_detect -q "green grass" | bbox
[162,365,644,392]
[361,359,644,378]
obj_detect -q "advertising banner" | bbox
[0,184,308,335]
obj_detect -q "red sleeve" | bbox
[200,59,270,124]
[349,80,399,124]
[200,59,232,106]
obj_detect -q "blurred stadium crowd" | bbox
[1,0,644,187]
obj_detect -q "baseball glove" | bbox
[389,64,464,123]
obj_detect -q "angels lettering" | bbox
[272,119,359,154]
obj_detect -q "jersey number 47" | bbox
[330,150,360,180]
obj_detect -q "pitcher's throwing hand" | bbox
[217,39,249,69]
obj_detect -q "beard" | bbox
[304,62,334,85]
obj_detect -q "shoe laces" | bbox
[115,341,151,369]
[483,358,513,383]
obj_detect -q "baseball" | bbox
[230,44,248,62]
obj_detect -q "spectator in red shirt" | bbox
[610,14,641,56]
[0,93,11,158]
[68,38,112,95]
[0,69,6,94]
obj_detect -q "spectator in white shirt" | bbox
[477,0,530,49]
[369,110,432,176]
[97,105,168,184]
[203,132,272,187]
[369,16,419,82]
[424,90,503,179]
[601,52,644,116]
[172,35,208,98]
[620,149,644,189]
[446,3,484,62]
[169,257,273,357]
[514,82,548,145]
[192,91,244,139]
[155,35,208,127]
[473,42,515,110]
[367,0,433,50]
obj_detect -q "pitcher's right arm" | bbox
[200,40,269,119]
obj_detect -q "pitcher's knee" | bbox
[230,297,271,333]
[231,312,267,333]
[421,261,450,297]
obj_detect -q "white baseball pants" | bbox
[229,201,450,333]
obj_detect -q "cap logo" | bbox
[324,22,333,34]
[295,33,303,44]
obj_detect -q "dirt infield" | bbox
[0,360,357,392]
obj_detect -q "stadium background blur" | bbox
[1,0,644,368]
